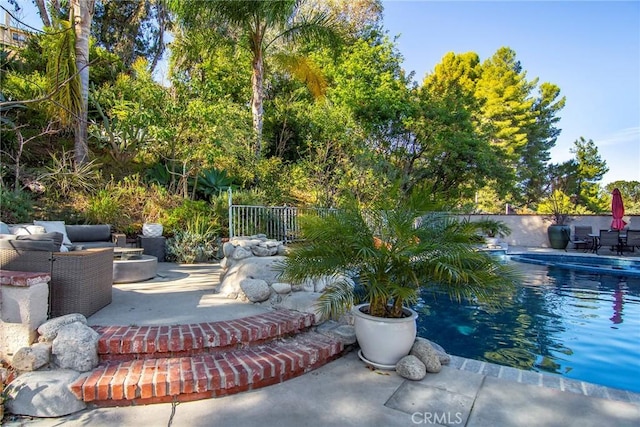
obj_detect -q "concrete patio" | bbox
[3,249,640,427]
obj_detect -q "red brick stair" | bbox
[70,310,344,407]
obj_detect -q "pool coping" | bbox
[509,252,640,277]
[448,354,640,405]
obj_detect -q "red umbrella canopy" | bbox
[611,188,627,230]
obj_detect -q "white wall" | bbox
[460,215,640,248]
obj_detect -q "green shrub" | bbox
[85,175,180,235]
[163,199,216,236]
[166,215,220,263]
[38,150,102,198]
[0,188,34,223]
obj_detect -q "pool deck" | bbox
[4,248,640,427]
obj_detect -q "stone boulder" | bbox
[51,322,100,372]
[5,369,86,417]
[396,355,427,380]
[37,313,87,342]
[11,342,51,372]
[230,246,253,260]
[271,282,292,294]
[218,256,286,299]
[410,338,442,373]
[240,279,271,302]
[418,337,451,365]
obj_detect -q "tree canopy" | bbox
[1,0,630,226]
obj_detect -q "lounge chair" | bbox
[571,226,593,251]
[623,229,640,252]
[596,230,622,255]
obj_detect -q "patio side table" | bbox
[137,235,166,262]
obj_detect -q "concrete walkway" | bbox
[4,258,640,427]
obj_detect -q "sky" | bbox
[381,0,640,185]
[3,0,638,186]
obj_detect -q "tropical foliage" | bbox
[280,193,520,319]
[0,0,633,232]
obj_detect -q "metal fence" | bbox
[228,203,337,242]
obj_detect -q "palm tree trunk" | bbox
[251,46,264,161]
[34,0,52,27]
[71,0,95,166]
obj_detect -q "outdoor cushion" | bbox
[33,220,72,245]
[22,232,66,252]
[0,236,58,251]
[0,221,10,234]
[10,225,47,235]
[65,224,112,243]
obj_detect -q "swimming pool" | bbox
[413,260,640,393]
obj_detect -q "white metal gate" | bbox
[227,189,336,242]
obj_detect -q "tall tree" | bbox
[474,47,535,194]
[71,0,95,165]
[31,0,95,165]
[571,137,608,212]
[168,0,342,161]
[518,82,565,206]
[411,52,504,199]
[92,0,169,71]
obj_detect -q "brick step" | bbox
[70,331,344,407]
[94,310,315,361]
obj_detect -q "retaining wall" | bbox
[459,215,640,248]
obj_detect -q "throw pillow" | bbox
[14,235,59,251]
[19,232,64,250]
[11,225,47,235]
[33,220,72,245]
[0,221,9,234]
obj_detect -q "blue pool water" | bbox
[413,260,640,392]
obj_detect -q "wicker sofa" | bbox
[0,244,113,318]
[4,223,125,250]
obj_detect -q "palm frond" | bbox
[281,194,520,318]
[271,53,327,98]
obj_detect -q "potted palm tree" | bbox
[280,194,519,368]
[475,219,512,247]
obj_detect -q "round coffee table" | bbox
[113,254,157,283]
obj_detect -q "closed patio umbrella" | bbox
[611,188,627,230]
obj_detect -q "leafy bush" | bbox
[163,199,217,236]
[85,175,180,235]
[38,150,102,198]
[166,215,220,263]
[0,188,34,223]
[195,167,236,199]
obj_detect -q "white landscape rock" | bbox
[37,313,87,342]
[419,337,451,365]
[51,322,100,372]
[410,338,442,373]
[252,244,278,257]
[11,342,51,372]
[5,369,86,417]
[271,282,292,294]
[240,278,271,302]
[230,246,253,260]
[218,256,286,299]
[396,355,427,380]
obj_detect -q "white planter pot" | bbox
[485,237,500,247]
[352,303,418,369]
[142,223,163,237]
